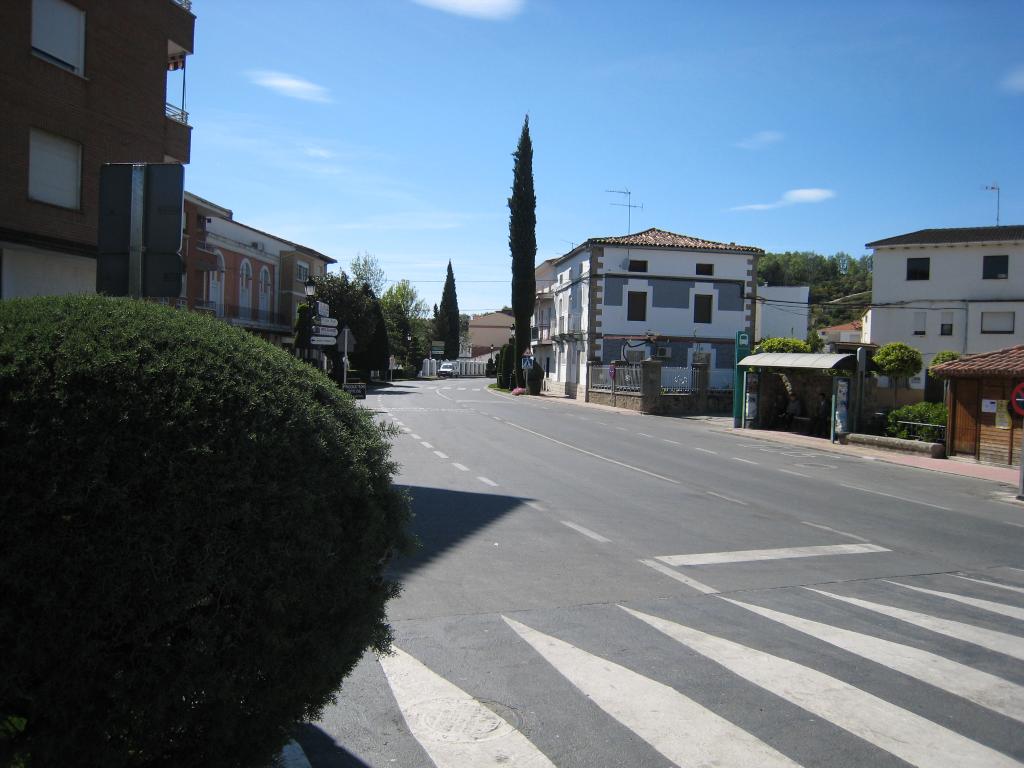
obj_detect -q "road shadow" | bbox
[294,724,373,768]
[388,484,527,578]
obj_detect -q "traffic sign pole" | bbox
[1011,381,1024,500]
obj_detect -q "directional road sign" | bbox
[316,300,330,317]
[316,316,339,327]
[310,336,336,346]
[312,325,338,337]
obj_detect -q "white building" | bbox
[864,225,1024,394]
[755,285,810,342]
[533,228,762,398]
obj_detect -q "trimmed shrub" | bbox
[928,350,961,373]
[753,337,811,354]
[0,296,411,768]
[886,401,948,442]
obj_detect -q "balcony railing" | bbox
[165,102,189,125]
[170,0,193,10]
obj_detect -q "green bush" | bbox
[886,401,948,442]
[753,337,811,354]
[0,296,411,768]
[928,350,961,373]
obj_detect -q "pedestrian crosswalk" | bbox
[334,572,1024,767]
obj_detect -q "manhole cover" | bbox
[406,698,522,743]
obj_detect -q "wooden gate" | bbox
[952,379,979,457]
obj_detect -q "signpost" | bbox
[316,316,339,328]
[1011,382,1024,500]
[733,330,751,428]
[309,336,336,346]
[312,325,338,337]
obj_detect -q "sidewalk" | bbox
[715,424,1020,487]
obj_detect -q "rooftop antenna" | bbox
[984,183,1001,226]
[606,188,643,234]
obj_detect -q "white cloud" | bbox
[732,187,835,211]
[1001,65,1024,92]
[303,146,335,159]
[411,0,524,20]
[736,130,784,150]
[247,71,331,103]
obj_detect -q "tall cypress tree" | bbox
[508,115,537,388]
[438,261,460,359]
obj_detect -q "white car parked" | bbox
[438,362,456,378]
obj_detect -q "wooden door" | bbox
[952,379,979,457]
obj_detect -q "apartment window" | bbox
[627,291,647,321]
[28,128,81,209]
[695,263,714,276]
[694,294,713,324]
[912,311,926,336]
[981,311,1014,334]
[906,257,930,280]
[983,254,1008,280]
[295,261,309,283]
[628,260,648,272]
[940,311,953,336]
[32,0,85,74]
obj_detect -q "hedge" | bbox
[886,401,948,442]
[0,296,411,767]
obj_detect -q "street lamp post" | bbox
[303,277,316,365]
[509,323,516,390]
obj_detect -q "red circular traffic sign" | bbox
[1011,381,1024,417]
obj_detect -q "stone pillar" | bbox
[640,360,662,414]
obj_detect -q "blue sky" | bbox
[180,0,1024,314]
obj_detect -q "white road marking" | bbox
[410,433,422,440]
[706,491,749,506]
[622,607,1020,768]
[952,574,1024,595]
[663,438,681,445]
[616,426,628,431]
[840,483,954,511]
[638,432,653,438]
[477,476,498,487]
[861,455,878,461]
[420,441,433,449]
[433,451,449,459]
[500,421,681,485]
[1004,521,1024,528]
[560,521,611,542]
[525,501,545,512]
[378,646,556,768]
[883,581,1024,622]
[722,597,1024,724]
[639,559,718,594]
[779,468,811,478]
[693,446,718,454]
[502,617,799,767]
[731,457,758,465]
[452,463,469,472]
[400,427,412,433]
[807,588,1024,661]
[393,420,404,426]
[658,543,889,567]
[799,522,869,542]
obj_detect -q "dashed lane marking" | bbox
[799,521,870,542]
[560,521,611,543]
[706,491,748,506]
[433,451,449,459]
[693,447,718,455]
[452,463,469,472]
[731,457,758,465]
[840,483,954,512]
[778,468,810,478]
[526,501,545,512]
[420,441,433,449]
[477,476,498,487]
[663,439,681,445]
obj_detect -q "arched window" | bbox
[239,259,253,319]
[209,250,225,317]
[258,266,271,322]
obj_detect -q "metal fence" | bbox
[894,420,947,444]
[661,366,734,393]
[590,363,642,392]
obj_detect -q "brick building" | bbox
[0,0,195,298]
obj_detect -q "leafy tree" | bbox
[928,350,961,373]
[508,115,537,388]
[381,280,428,367]
[753,337,811,354]
[438,261,460,359]
[349,251,386,296]
[873,342,923,408]
[757,250,872,331]
[312,274,378,378]
[0,295,411,767]
[367,289,391,376]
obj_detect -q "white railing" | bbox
[171,0,192,11]
[165,103,189,125]
[662,366,696,393]
[590,363,642,392]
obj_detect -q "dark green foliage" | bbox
[438,262,460,360]
[886,401,948,442]
[757,250,872,331]
[499,343,514,389]
[526,359,544,395]
[753,337,811,354]
[485,358,496,378]
[368,289,391,375]
[508,115,537,389]
[929,350,961,373]
[874,342,923,379]
[494,346,505,387]
[294,301,313,348]
[0,296,412,768]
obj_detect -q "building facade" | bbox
[535,228,762,398]
[0,0,195,298]
[468,310,514,359]
[864,226,1024,393]
[182,192,334,347]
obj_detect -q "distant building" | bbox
[182,192,335,347]
[468,310,514,358]
[755,285,810,342]
[0,0,196,298]
[817,319,866,352]
[864,225,1024,397]
[534,228,763,398]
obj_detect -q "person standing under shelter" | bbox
[812,391,829,437]
[782,393,802,429]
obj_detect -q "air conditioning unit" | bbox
[251,241,264,251]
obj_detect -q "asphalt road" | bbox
[297,378,1024,768]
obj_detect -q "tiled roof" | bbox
[587,227,763,254]
[930,345,1024,378]
[820,320,862,332]
[866,226,1024,248]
